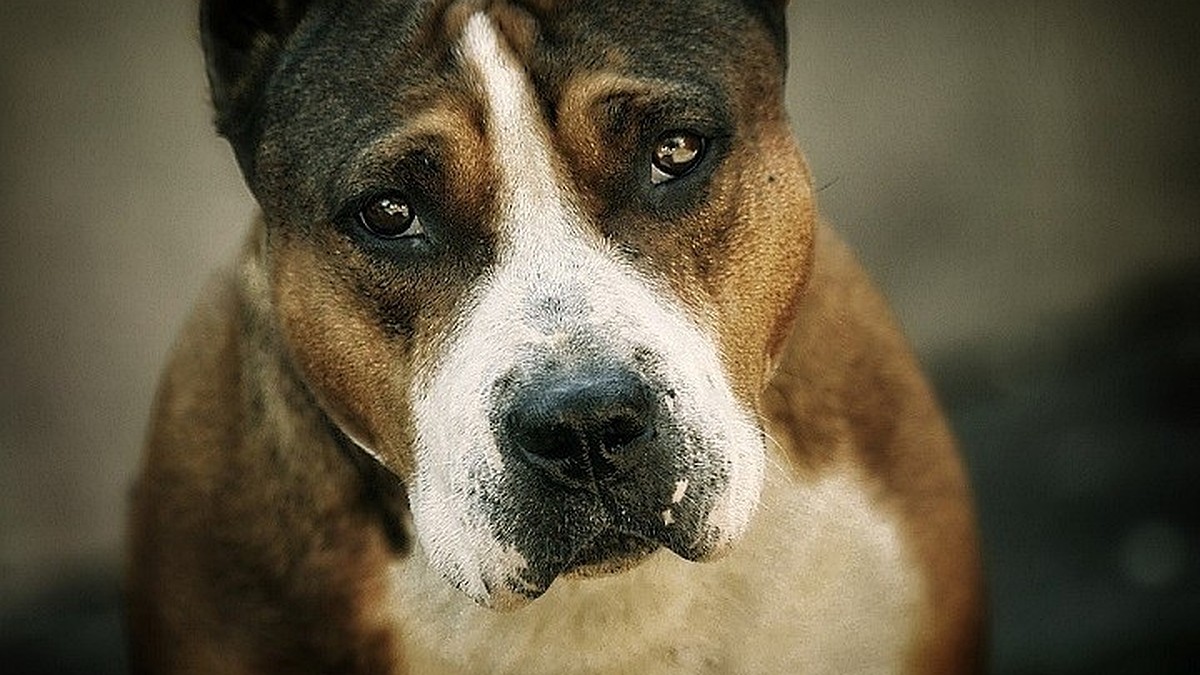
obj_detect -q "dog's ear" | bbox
[742,0,789,58]
[200,0,315,171]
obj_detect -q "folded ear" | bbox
[742,0,789,59]
[200,0,314,170]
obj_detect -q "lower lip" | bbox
[561,531,659,578]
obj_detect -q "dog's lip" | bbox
[543,516,711,582]
[523,491,716,586]
[481,519,724,610]
[561,528,659,576]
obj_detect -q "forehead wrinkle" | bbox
[339,104,481,185]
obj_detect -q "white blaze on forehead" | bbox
[460,13,578,245]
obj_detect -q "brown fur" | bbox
[551,59,813,403]
[765,225,985,673]
[129,234,406,673]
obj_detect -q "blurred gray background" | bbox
[1,1,1197,673]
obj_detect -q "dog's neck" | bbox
[236,226,413,551]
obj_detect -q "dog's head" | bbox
[202,0,814,609]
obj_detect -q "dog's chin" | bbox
[559,530,660,580]
[479,524,740,611]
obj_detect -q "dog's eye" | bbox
[651,131,707,185]
[358,193,423,239]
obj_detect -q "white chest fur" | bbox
[388,463,922,674]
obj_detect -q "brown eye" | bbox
[651,131,707,184]
[358,193,422,238]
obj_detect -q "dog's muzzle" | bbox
[407,253,765,610]
[488,360,719,585]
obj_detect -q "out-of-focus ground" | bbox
[1,1,1196,673]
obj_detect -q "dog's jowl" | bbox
[128,1,985,673]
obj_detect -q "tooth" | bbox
[671,479,689,504]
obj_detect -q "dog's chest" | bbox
[386,467,922,674]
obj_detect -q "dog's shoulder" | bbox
[766,222,986,673]
[127,232,406,674]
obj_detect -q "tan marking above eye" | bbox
[651,131,707,185]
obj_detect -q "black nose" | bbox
[501,368,657,486]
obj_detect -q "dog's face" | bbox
[203,0,814,609]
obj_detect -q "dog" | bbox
[127,0,985,672]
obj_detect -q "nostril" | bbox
[505,415,579,464]
[598,411,652,452]
[500,368,657,482]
